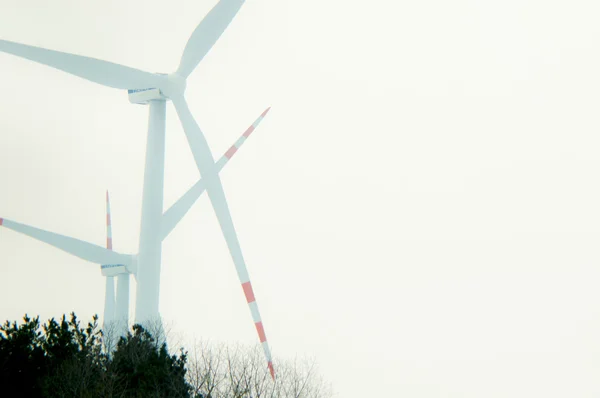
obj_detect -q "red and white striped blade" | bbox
[103,191,116,327]
[161,107,271,241]
[171,96,275,379]
[215,107,271,170]
[242,281,275,380]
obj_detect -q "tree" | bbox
[0,313,107,397]
[0,315,47,397]
[40,313,105,397]
[109,324,191,397]
[186,340,333,398]
[0,313,192,397]
[1,313,333,397]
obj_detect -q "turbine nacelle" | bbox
[101,257,137,277]
[101,263,129,277]
[127,73,186,105]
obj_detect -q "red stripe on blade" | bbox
[106,237,112,250]
[255,322,267,343]
[224,145,238,159]
[261,107,271,118]
[268,361,275,380]
[242,125,255,138]
[0,218,3,226]
[242,282,255,303]
[106,214,111,226]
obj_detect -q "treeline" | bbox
[0,313,331,398]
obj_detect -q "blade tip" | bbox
[0,217,3,226]
[268,361,275,380]
[261,106,271,117]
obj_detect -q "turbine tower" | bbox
[0,0,276,378]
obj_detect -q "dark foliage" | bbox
[0,313,191,398]
[0,315,47,397]
[110,324,191,397]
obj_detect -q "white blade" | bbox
[171,96,274,378]
[0,39,163,90]
[106,191,114,251]
[176,0,245,78]
[0,217,134,266]
[160,107,270,241]
[161,178,207,242]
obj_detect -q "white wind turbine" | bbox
[0,0,276,378]
[103,190,122,331]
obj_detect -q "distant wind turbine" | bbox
[102,190,130,336]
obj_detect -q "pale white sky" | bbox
[1,0,600,396]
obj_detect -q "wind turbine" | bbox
[102,190,130,337]
[103,191,117,330]
[0,0,275,378]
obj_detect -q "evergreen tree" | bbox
[0,313,192,397]
[109,324,191,397]
[0,315,47,397]
[1,313,331,397]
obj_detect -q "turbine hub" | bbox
[162,73,186,98]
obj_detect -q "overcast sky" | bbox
[1,0,600,396]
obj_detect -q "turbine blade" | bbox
[176,0,245,78]
[0,217,133,266]
[171,96,274,378]
[242,281,275,380]
[106,190,113,250]
[161,178,207,241]
[161,107,271,241]
[0,39,163,90]
[214,106,271,170]
[104,191,116,327]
